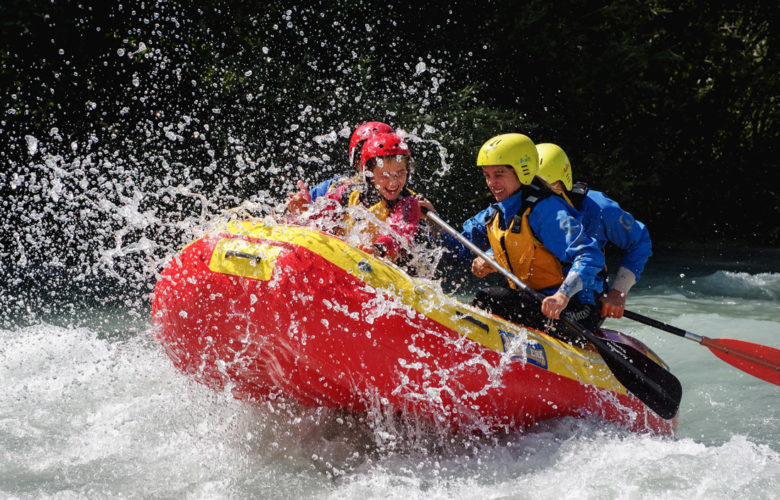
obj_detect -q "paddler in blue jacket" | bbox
[450,133,605,341]
[536,143,652,320]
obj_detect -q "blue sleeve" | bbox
[439,206,494,264]
[309,177,339,202]
[529,197,604,293]
[596,196,652,281]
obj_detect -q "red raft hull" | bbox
[152,222,677,434]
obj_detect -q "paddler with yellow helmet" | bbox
[451,133,605,341]
[536,143,652,319]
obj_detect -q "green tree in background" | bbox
[2,0,777,253]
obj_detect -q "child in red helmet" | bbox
[286,121,394,214]
[318,132,421,261]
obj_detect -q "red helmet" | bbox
[359,132,411,171]
[348,121,394,169]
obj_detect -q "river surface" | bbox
[1,245,778,499]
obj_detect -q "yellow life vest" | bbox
[487,206,564,291]
[335,189,389,242]
[347,189,389,221]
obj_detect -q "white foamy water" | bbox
[2,266,779,499]
[3,141,778,498]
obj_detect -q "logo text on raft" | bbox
[498,329,548,370]
[525,341,548,369]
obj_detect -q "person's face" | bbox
[370,156,408,201]
[482,165,521,202]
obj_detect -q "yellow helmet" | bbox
[536,143,573,191]
[476,133,539,185]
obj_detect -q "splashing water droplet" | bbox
[24,135,39,156]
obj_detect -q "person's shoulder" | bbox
[538,192,575,212]
[582,189,625,215]
[309,177,337,200]
[474,204,498,221]
[460,205,496,230]
[314,176,337,189]
[399,191,420,207]
[586,189,619,206]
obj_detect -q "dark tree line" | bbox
[2,0,778,254]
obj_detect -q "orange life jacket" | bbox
[486,194,565,291]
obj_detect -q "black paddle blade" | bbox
[596,337,683,420]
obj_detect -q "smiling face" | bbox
[482,165,521,202]
[369,155,409,201]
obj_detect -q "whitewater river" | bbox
[3,3,778,497]
[1,245,778,499]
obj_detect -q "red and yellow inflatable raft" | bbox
[152,221,677,434]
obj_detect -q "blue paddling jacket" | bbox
[568,184,652,289]
[442,183,604,304]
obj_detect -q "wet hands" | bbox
[541,291,570,320]
[600,288,626,318]
[471,257,497,278]
[416,194,436,219]
[286,180,311,214]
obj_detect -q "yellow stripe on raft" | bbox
[208,220,628,396]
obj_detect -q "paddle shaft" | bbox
[425,211,544,301]
[623,310,703,342]
[623,309,780,374]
